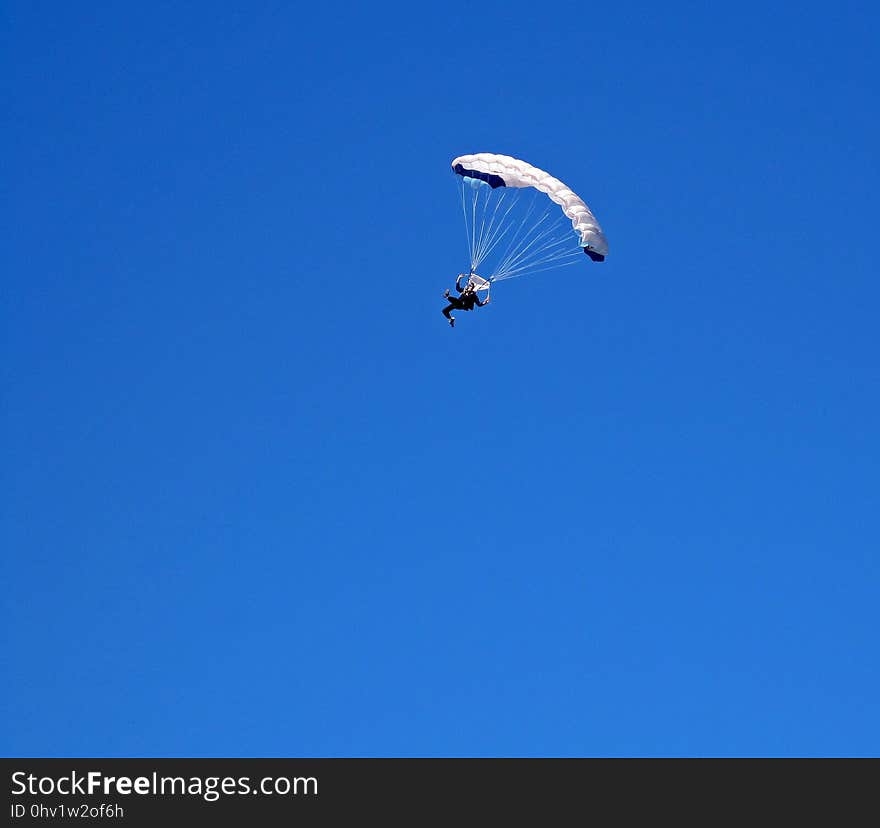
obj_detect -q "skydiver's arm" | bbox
[476,295,490,307]
[456,274,467,292]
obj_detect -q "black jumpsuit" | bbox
[442,276,487,321]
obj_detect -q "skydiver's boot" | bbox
[444,289,450,298]
[449,316,455,328]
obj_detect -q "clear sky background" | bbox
[3,1,878,757]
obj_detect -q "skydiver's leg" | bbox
[443,296,465,316]
[442,299,461,327]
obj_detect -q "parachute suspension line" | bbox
[491,189,542,278]
[495,212,573,279]
[470,183,481,272]
[474,189,520,271]
[458,178,483,273]
[458,180,473,270]
[459,179,514,273]
[481,187,583,282]
[493,222,583,281]
[492,200,557,279]
[473,185,494,267]
[494,232,583,280]
[473,189,512,271]
[472,187,501,269]
[493,255,583,282]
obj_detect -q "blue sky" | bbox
[2,0,878,756]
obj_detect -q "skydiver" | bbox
[442,273,490,327]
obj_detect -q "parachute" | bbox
[451,153,608,285]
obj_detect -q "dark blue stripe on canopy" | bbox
[453,163,506,189]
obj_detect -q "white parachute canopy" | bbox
[451,153,608,283]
